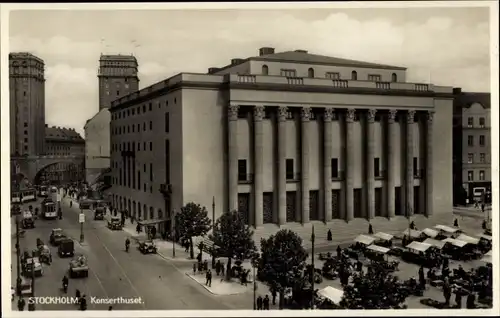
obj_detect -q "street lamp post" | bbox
[15,214,22,296]
[28,251,36,311]
[311,225,316,309]
[251,253,259,310]
[211,196,216,268]
[79,210,85,243]
[172,209,176,258]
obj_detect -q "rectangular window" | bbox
[24,122,28,127]
[325,72,340,80]
[413,157,418,176]
[238,159,247,181]
[286,159,294,179]
[331,158,339,178]
[116,90,119,96]
[468,153,474,163]
[144,183,147,192]
[374,158,380,177]
[144,164,146,173]
[479,135,485,146]
[280,69,297,77]
[24,130,28,135]
[149,121,153,130]
[467,117,473,127]
[468,171,474,181]
[480,153,486,163]
[165,139,170,184]
[149,103,152,111]
[137,171,141,189]
[479,117,485,128]
[368,74,381,82]
[165,113,170,133]
[150,163,153,182]
[24,138,28,143]
[467,135,474,146]
[479,170,485,181]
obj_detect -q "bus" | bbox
[21,189,36,203]
[38,185,48,197]
[41,198,57,219]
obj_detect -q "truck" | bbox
[41,198,57,219]
[69,255,89,278]
[58,238,75,258]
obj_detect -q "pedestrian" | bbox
[17,297,26,311]
[368,223,373,235]
[256,295,263,310]
[75,289,81,299]
[466,292,476,309]
[203,259,209,271]
[151,226,157,239]
[136,223,141,234]
[215,260,221,276]
[108,306,113,311]
[418,266,426,288]
[356,260,363,272]
[79,295,87,311]
[327,229,332,241]
[206,269,212,287]
[409,221,415,230]
[455,289,462,308]
[336,245,342,258]
[263,295,270,310]
[220,263,225,277]
[481,203,485,213]
[193,263,197,275]
[271,287,277,305]
[402,235,407,247]
[453,218,459,227]
[443,281,451,307]
[482,220,487,230]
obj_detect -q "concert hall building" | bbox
[108,47,453,232]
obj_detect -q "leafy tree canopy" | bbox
[209,210,256,261]
[258,229,308,292]
[177,202,212,238]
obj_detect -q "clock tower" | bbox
[97,54,139,110]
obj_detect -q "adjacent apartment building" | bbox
[108,47,454,233]
[452,89,491,205]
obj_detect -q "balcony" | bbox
[332,80,348,88]
[287,77,303,85]
[237,75,256,84]
[376,82,391,90]
[238,173,254,184]
[375,170,386,180]
[286,172,301,183]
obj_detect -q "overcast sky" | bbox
[8,5,491,135]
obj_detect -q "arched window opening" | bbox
[308,68,315,78]
[351,71,358,80]
[391,73,398,82]
[262,65,269,75]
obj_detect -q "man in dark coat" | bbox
[453,218,459,227]
[336,245,342,258]
[17,297,26,311]
[263,295,270,310]
[205,269,212,287]
[256,295,263,310]
[455,289,463,308]
[466,292,476,309]
[271,288,277,305]
[327,229,332,241]
[418,266,426,289]
[443,281,452,306]
[368,223,374,235]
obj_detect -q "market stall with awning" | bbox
[422,238,446,249]
[373,232,393,241]
[366,245,390,254]
[456,234,480,245]
[442,238,468,248]
[478,234,493,241]
[354,234,375,246]
[434,225,460,234]
[318,286,344,304]
[403,229,423,239]
[406,241,432,253]
[480,250,492,264]
[422,228,440,238]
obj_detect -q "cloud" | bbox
[8,8,491,135]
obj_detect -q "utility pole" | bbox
[252,261,257,309]
[211,196,216,268]
[79,209,85,243]
[28,251,36,311]
[172,209,176,258]
[311,225,316,309]
[15,214,22,296]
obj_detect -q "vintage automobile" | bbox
[33,245,52,264]
[22,256,44,277]
[108,216,123,230]
[69,254,89,278]
[50,228,67,246]
[58,238,75,258]
[94,207,105,220]
[139,240,157,254]
[21,211,35,229]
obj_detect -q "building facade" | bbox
[109,47,454,230]
[98,54,139,110]
[84,109,111,184]
[41,125,85,183]
[9,52,46,156]
[452,89,491,204]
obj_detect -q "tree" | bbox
[258,229,308,309]
[176,202,212,259]
[209,210,256,280]
[340,270,409,309]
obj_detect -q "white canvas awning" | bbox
[406,241,432,252]
[434,225,460,234]
[318,286,344,304]
[478,234,493,241]
[373,232,393,241]
[422,228,439,238]
[403,229,423,238]
[367,244,390,254]
[485,250,492,256]
[480,254,492,264]
[442,238,468,248]
[422,238,446,249]
[456,234,480,245]
[354,235,375,245]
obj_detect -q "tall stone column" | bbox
[406,110,416,217]
[426,111,434,217]
[253,106,265,227]
[301,107,311,223]
[277,106,288,225]
[323,108,334,222]
[366,109,377,219]
[228,104,239,212]
[387,110,397,218]
[345,109,355,222]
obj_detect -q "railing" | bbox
[238,173,254,184]
[415,84,429,92]
[286,172,301,182]
[332,80,348,88]
[376,82,391,90]
[237,75,256,83]
[287,77,304,85]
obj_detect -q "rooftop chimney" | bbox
[208,67,220,74]
[259,47,275,56]
[231,58,244,65]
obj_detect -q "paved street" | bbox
[10,197,231,310]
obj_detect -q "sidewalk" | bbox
[185,272,252,296]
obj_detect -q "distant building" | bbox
[84,109,111,184]
[42,125,85,183]
[109,46,454,235]
[85,54,140,189]
[452,89,491,205]
[9,52,46,156]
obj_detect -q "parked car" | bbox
[138,240,157,254]
[107,217,123,230]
